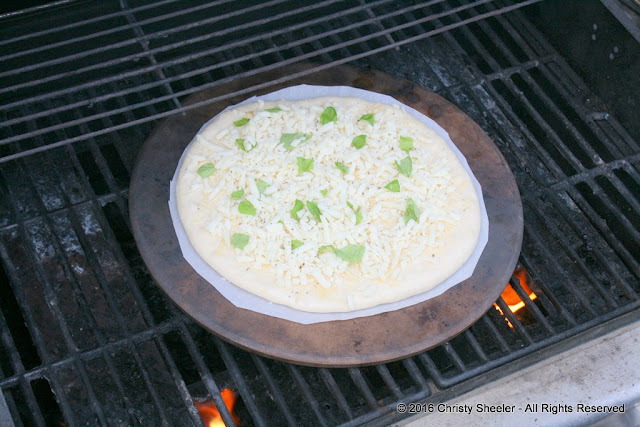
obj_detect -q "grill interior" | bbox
[1,0,639,425]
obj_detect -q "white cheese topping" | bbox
[178,98,472,295]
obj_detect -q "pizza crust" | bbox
[175,96,481,312]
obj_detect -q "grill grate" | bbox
[1,0,640,425]
[0,0,544,162]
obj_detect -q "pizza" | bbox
[175,96,482,312]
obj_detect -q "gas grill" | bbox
[1,0,639,426]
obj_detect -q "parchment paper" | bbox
[168,85,489,324]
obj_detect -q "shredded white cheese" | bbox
[179,98,469,295]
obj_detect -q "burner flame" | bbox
[494,267,538,328]
[195,388,239,426]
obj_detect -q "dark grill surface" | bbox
[1,0,639,425]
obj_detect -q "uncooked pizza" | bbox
[175,96,482,312]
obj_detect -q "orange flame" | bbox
[195,388,239,427]
[494,267,538,328]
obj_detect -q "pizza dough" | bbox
[175,96,481,312]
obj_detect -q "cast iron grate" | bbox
[1,0,639,425]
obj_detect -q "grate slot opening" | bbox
[175,324,240,427]
[98,143,130,193]
[465,20,514,71]
[503,284,549,339]
[461,329,489,363]
[519,257,578,328]
[324,368,371,417]
[0,260,41,373]
[565,185,640,280]
[83,356,135,425]
[470,83,558,189]
[424,345,457,376]
[382,360,415,396]
[76,147,111,196]
[31,377,64,426]
[522,221,599,322]
[373,364,403,401]
[162,330,201,387]
[448,333,482,368]
[306,366,350,425]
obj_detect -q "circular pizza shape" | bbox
[175,97,482,313]
[130,63,523,366]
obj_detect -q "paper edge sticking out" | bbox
[168,85,489,324]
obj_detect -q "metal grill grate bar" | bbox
[0,242,84,426]
[509,274,555,333]
[402,358,430,391]
[347,368,378,410]
[495,298,534,343]
[441,342,467,372]
[375,365,403,400]
[175,325,235,426]
[215,339,267,427]
[478,315,512,352]
[0,0,399,139]
[286,365,330,427]
[42,189,172,424]
[251,356,298,426]
[319,369,353,420]
[472,22,619,167]
[74,101,230,424]
[0,0,77,20]
[462,330,489,362]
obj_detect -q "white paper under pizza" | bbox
[168,85,489,324]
